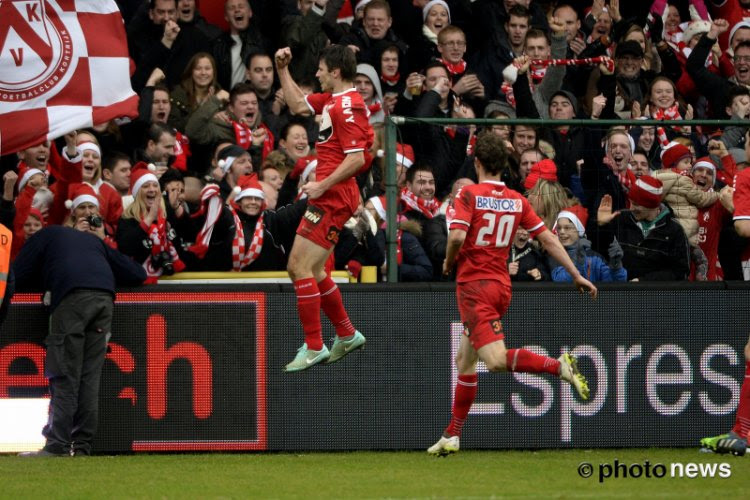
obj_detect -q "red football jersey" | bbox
[696,201,731,281]
[304,89,373,181]
[450,181,545,285]
[734,168,750,220]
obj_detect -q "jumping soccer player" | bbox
[428,132,598,456]
[700,152,750,456]
[275,44,373,372]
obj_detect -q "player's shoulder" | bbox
[336,88,366,110]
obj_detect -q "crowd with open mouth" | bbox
[2,0,750,284]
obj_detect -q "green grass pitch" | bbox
[1,449,746,498]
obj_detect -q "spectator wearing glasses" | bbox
[688,19,750,118]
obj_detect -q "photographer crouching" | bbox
[13,211,146,456]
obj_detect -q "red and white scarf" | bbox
[440,58,467,77]
[651,103,687,146]
[231,121,275,161]
[604,157,636,194]
[230,206,264,271]
[187,184,223,259]
[143,212,186,284]
[381,72,401,85]
[400,188,440,219]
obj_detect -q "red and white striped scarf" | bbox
[143,212,186,284]
[187,184,223,259]
[604,157,636,194]
[230,206,264,271]
[652,103,687,146]
[232,121,275,161]
[400,188,440,219]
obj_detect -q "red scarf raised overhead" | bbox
[229,206,264,271]
[652,103,687,146]
[188,184,223,259]
[400,188,440,219]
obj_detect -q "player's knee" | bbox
[744,342,750,361]
[484,356,507,373]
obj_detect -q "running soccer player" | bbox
[700,158,750,456]
[428,132,598,456]
[275,45,373,372]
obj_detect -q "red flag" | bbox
[0,0,138,155]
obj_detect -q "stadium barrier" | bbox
[1,282,749,453]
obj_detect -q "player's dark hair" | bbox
[320,45,357,81]
[405,163,434,184]
[474,130,509,176]
[102,151,131,172]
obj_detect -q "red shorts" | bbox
[296,180,359,250]
[456,279,511,350]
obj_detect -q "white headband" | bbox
[236,187,265,202]
[77,141,101,157]
[18,168,44,190]
[132,172,159,198]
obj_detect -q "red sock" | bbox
[318,276,356,337]
[506,349,560,376]
[294,278,322,350]
[445,374,478,437]
[732,361,750,438]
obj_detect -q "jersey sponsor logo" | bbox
[317,105,333,143]
[325,227,340,244]
[0,0,74,102]
[475,197,522,212]
[303,206,324,225]
[490,319,503,335]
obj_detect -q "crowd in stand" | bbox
[1,0,749,283]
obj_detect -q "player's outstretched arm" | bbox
[274,47,312,116]
[536,229,598,299]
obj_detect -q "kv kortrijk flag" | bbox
[0,0,138,155]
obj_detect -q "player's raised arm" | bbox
[274,47,312,116]
[536,229,598,299]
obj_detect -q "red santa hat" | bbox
[130,162,159,198]
[628,175,663,208]
[76,141,101,157]
[291,155,318,184]
[682,20,711,45]
[17,165,45,191]
[691,156,716,174]
[660,142,692,169]
[232,173,266,207]
[524,159,558,190]
[396,143,415,169]
[65,182,100,210]
[368,195,387,221]
[555,205,589,237]
[27,207,45,224]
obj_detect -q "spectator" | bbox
[340,0,409,70]
[102,152,133,198]
[355,63,386,124]
[186,82,274,164]
[116,165,187,283]
[550,205,627,283]
[597,175,691,281]
[169,52,222,133]
[175,0,222,40]
[691,160,734,280]
[379,45,405,113]
[280,0,333,83]
[409,0,451,73]
[127,0,210,92]
[524,166,571,231]
[508,226,549,282]
[215,145,254,199]
[212,0,273,91]
[437,26,485,104]
[62,183,116,249]
[244,52,285,137]
[134,123,177,177]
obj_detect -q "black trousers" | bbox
[43,290,113,455]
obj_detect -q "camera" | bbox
[151,251,175,275]
[86,215,103,228]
